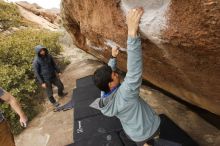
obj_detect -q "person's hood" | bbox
[99,89,118,117]
[34,45,48,56]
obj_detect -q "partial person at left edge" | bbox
[0,87,28,146]
[33,45,68,110]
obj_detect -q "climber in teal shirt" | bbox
[93,8,160,146]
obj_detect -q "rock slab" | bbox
[61,0,220,115]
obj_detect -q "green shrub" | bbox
[0,28,62,135]
[0,1,23,30]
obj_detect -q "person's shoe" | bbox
[53,102,60,108]
[58,92,68,98]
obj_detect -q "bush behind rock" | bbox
[0,1,23,31]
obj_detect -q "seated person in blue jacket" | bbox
[93,8,160,146]
[33,45,67,108]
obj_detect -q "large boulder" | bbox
[61,0,220,115]
[16,1,61,24]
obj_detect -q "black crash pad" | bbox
[119,130,183,146]
[69,132,124,146]
[118,115,198,146]
[159,114,198,146]
[76,75,94,88]
[72,85,101,103]
[74,115,122,141]
[71,113,198,146]
[74,98,102,120]
[154,138,182,146]
[69,75,198,146]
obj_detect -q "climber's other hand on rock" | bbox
[112,46,119,58]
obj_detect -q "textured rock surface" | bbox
[61,0,220,115]
[16,5,59,31]
[16,1,61,25]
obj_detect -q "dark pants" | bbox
[45,76,64,104]
[127,128,159,146]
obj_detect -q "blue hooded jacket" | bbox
[33,45,60,83]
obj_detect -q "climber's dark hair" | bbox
[93,65,113,93]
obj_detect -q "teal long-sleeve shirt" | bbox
[100,36,160,142]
